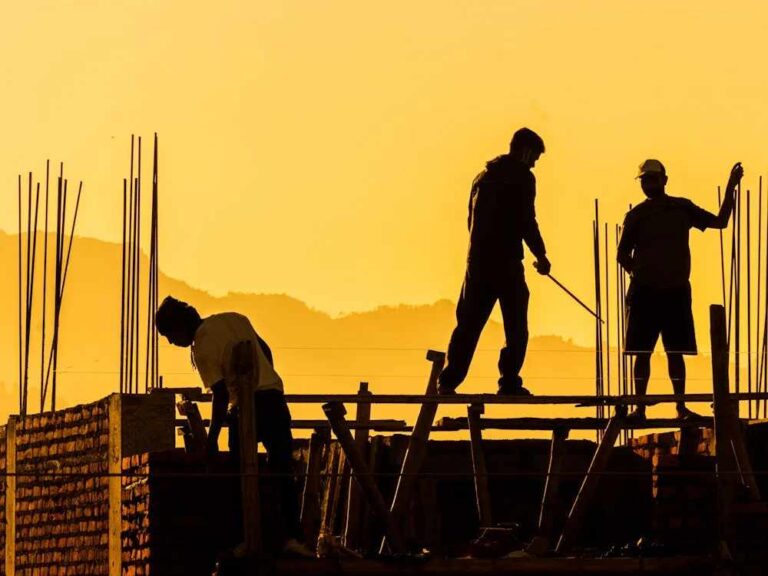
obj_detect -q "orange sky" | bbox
[2,1,767,346]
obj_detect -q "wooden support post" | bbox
[107,395,122,576]
[344,382,372,549]
[301,427,330,548]
[318,441,341,554]
[232,341,262,555]
[467,403,492,527]
[380,350,445,553]
[323,401,406,554]
[555,407,625,553]
[5,417,17,576]
[528,427,570,554]
[710,305,762,541]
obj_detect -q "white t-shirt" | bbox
[191,312,284,406]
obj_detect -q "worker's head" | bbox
[509,128,545,168]
[636,159,667,198]
[155,296,201,347]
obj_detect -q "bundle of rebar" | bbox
[17,161,82,415]
[120,134,160,394]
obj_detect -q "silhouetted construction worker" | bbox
[618,160,743,420]
[155,296,313,558]
[438,128,551,396]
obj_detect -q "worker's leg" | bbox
[660,283,697,418]
[631,353,651,417]
[439,267,497,391]
[624,283,660,419]
[255,389,303,541]
[667,353,687,412]
[497,263,530,392]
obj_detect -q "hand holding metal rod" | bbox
[545,273,605,324]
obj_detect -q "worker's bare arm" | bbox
[207,380,229,457]
[709,162,743,229]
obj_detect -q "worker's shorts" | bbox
[624,282,697,355]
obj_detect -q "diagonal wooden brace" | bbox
[556,406,626,553]
[467,403,492,527]
[379,350,445,553]
[323,401,407,554]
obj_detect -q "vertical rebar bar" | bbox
[40,161,49,413]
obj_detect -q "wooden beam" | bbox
[534,427,569,551]
[710,304,762,555]
[344,383,372,550]
[283,392,768,405]
[323,402,406,554]
[5,417,17,576]
[232,340,262,555]
[318,440,341,553]
[555,408,626,553]
[467,403,492,527]
[437,416,713,431]
[190,391,768,405]
[301,427,330,548]
[380,350,445,554]
[107,395,122,576]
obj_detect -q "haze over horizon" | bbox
[2,1,767,345]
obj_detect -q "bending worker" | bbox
[155,296,313,557]
[438,127,551,396]
[618,160,743,420]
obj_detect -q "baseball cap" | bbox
[636,159,666,179]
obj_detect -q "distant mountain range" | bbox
[0,232,719,431]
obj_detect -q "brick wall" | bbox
[13,400,111,575]
[0,393,175,575]
[628,428,717,552]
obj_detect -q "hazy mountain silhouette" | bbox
[0,232,718,433]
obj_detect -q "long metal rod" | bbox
[40,161,49,413]
[763,175,768,418]
[127,136,135,394]
[757,185,763,419]
[748,189,752,418]
[154,133,160,389]
[546,274,604,324]
[52,176,67,412]
[718,187,726,308]
[604,223,610,400]
[736,183,741,406]
[18,175,22,414]
[120,179,127,394]
[23,183,40,416]
[135,136,142,394]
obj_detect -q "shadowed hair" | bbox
[155,296,200,336]
[510,127,545,154]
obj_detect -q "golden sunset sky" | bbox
[1,0,767,347]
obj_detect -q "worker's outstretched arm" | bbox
[710,162,744,229]
[207,380,229,457]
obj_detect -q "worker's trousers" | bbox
[439,260,529,391]
[228,389,302,541]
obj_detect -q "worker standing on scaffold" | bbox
[618,160,743,420]
[438,128,551,396]
[155,296,314,558]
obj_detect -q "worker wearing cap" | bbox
[617,160,743,420]
[438,127,551,396]
[155,296,313,557]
